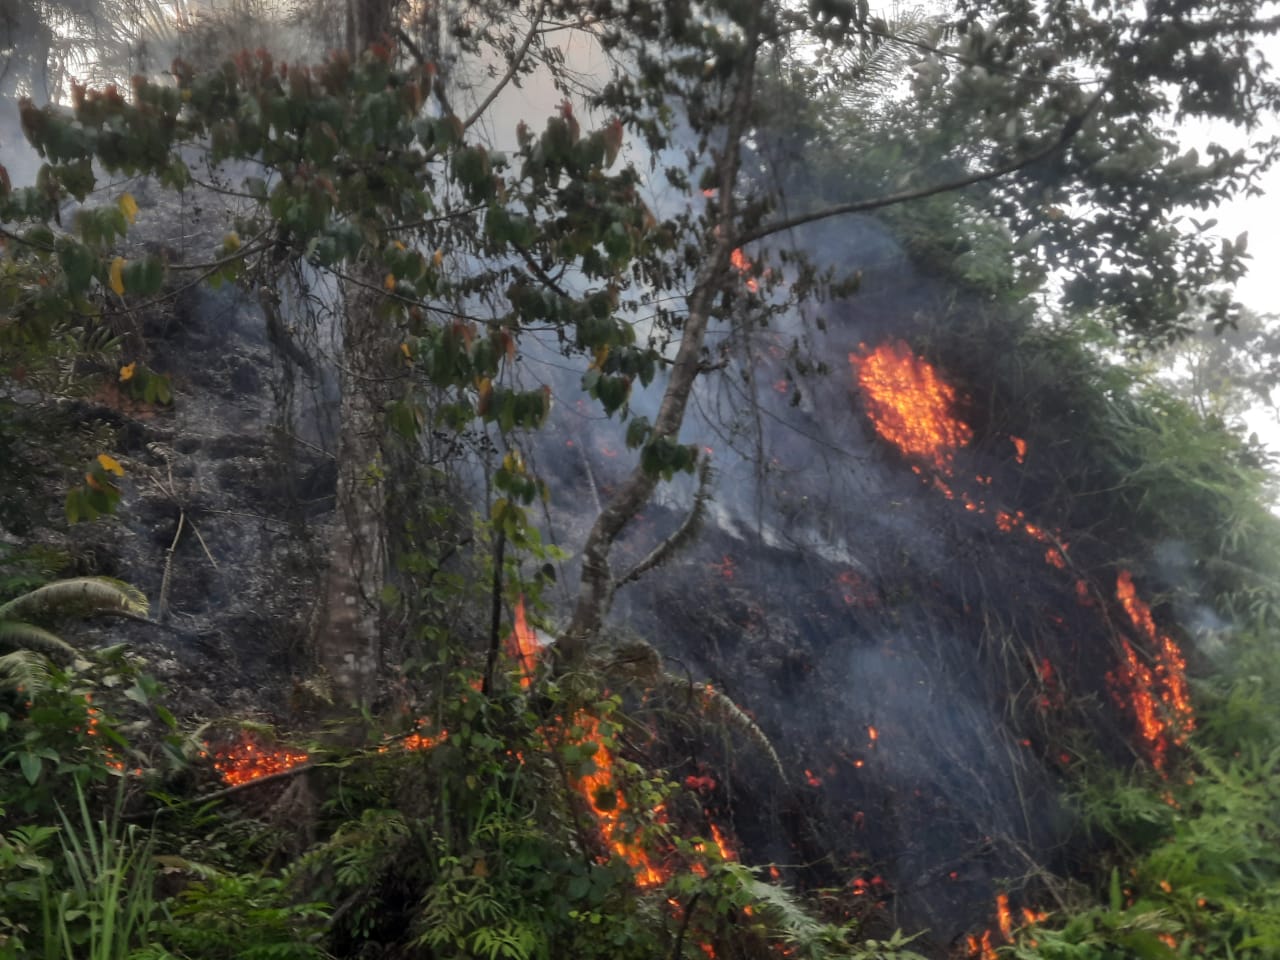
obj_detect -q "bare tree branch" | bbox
[737,88,1106,246]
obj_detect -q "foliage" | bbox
[142,873,329,960]
[41,781,159,960]
[0,576,149,656]
[1009,645,1280,960]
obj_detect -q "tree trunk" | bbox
[313,283,389,708]
[559,21,761,664]
[347,0,397,56]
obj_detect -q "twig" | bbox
[482,527,508,696]
[671,891,703,960]
[157,510,186,622]
[617,457,713,587]
[187,519,220,571]
[738,88,1106,245]
[459,0,548,133]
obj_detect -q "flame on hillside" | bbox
[508,596,540,688]
[1109,571,1194,769]
[571,712,668,887]
[967,893,1048,958]
[850,341,973,473]
[850,339,1197,775]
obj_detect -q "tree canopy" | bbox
[5,0,1280,957]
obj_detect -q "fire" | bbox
[570,712,668,887]
[995,892,1013,941]
[708,822,737,862]
[507,596,540,688]
[211,730,309,786]
[1109,570,1195,768]
[402,726,448,751]
[968,893,1048,958]
[710,555,735,580]
[836,569,877,607]
[730,248,759,293]
[1010,435,1027,463]
[850,341,973,473]
[966,930,997,960]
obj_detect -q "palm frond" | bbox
[0,577,149,622]
[0,621,78,658]
[0,649,57,695]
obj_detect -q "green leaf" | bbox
[18,752,41,785]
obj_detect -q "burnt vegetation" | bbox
[3,0,1280,958]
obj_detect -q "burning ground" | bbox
[531,252,1205,950]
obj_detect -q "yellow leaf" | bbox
[109,257,125,295]
[85,472,102,491]
[384,273,396,290]
[118,192,138,224]
[433,248,444,268]
[590,344,610,371]
[96,453,125,476]
[400,342,412,359]
[392,240,406,251]
[223,231,241,253]
[119,361,136,382]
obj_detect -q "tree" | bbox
[3,0,1279,694]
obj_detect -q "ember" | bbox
[211,730,308,786]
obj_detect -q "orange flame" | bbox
[730,248,759,293]
[966,930,997,960]
[507,596,540,688]
[1109,571,1195,769]
[995,892,1013,942]
[969,893,1048,957]
[211,730,308,786]
[850,341,973,473]
[570,712,668,887]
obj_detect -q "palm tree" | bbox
[0,577,148,658]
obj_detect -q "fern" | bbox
[0,577,148,658]
[0,648,60,693]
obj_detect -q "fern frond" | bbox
[662,678,788,785]
[0,648,57,694]
[0,621,77,658]
[0,576,149,621]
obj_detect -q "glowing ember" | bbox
[211,730,309,786]
[507,596,540,688]
[403,727,449,751]
[1109,571,1195,768]
[850,341,973,473]
[710,555,735,580]
[836,569,877,607]
[804,769,823,787]
[1010,435,1027,463]
[570,712,668,887]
